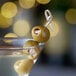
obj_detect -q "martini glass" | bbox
[0,38,45,76]
[0,9,53,76]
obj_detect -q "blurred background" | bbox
[0,0,76,76]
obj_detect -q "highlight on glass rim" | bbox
[0,0,76,76]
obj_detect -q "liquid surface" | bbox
[0,55,29,76]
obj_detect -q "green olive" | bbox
[14,59,34,75]
[23,40,40,60]
[32,25,50,42]
[24,40,39,47]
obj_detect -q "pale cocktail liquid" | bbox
[0,55,28,76]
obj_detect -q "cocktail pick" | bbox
[45,9,54,30]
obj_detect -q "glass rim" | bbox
[0,44,45,50]
[0,46,38,50]
[0,37,33,40]
[0,38,45,50]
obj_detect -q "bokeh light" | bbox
[13,20,31,37]
[65,8,76,24]
[45,20,66,55]
[19,0,35,9]
[1,2,18,18]
[47,20,60,37]
[4,33,18,43]
[0,14,13,28]
[34,1,39,7]
[36,0,51,4]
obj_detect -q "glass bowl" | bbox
[0,38,45,76]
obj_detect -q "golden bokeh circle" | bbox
[65,8,76,24]
[1,2,18,18]
[37,0,51,4]
[0,14,13,28]
[19,0,35,9]
[4,33,18,43]
[13,20,31,37]
[4,33,18,38]
[47,20,60,37]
